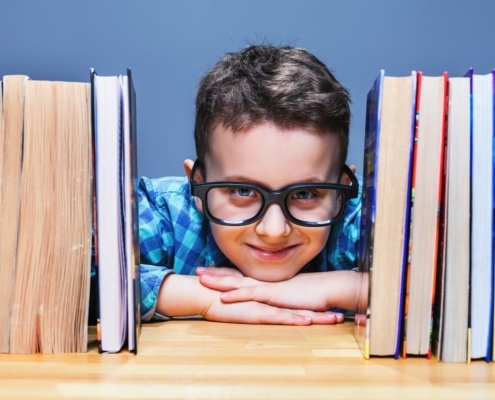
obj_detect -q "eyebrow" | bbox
[218,175,334,186]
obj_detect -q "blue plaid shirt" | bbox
[137,175,362,321]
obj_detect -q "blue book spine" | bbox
[396,72,417,359]
[356,70,384,359]
[489,69,495,362]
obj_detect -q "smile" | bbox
[247,244,299,261]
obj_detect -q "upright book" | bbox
[355,70,416,358]
[0,76,27,353]
[469,70,494,361]
[0,77,93,354]
[402,72,448,358]
[91,69,141,354]
[434,76,471,363]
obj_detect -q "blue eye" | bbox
[293,190,313,200]
[232,187,256,197]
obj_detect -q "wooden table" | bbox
[0,320,493,399]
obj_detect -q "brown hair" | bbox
[194,44,351,175]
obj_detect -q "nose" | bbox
[254,203,291,238]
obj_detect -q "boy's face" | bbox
[187,123,342,282]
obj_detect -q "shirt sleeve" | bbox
[138,177,176,322]
[326,176,362,271]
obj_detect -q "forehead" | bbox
[205,123,341,188]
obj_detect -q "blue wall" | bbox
[1,0,494,177]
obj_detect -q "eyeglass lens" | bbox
[206,187,343,223]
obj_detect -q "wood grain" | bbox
[0,321,493,399]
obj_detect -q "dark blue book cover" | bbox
[491,69,495,362]
[354,71,384,359]
[355,71,415,359]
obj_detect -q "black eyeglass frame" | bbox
[189,161,359,227]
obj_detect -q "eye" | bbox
[232,187,256,197]
[292,190,314,200]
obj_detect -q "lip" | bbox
[247,244,299,261]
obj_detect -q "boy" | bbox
[139,44,361,325]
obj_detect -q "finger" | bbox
[290,310,344,325]
[195,266,244,277]
[205,301,312,326]
[220,285,272,303]
[348,164,357,174]
[199,274,259,291]
[255,304,313,326]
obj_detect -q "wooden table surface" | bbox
[0,320,494,399]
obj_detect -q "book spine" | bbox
[355,70,384,359]
[90,69,103,354]
[489,69,495,363]
[467,68,473,363]
[402,72,422,359]
[427,72,449,360]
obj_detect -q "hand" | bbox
[196,267,358,313]
[203,296,344,325]
[157,274,343,325]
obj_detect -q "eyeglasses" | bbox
[189,161,359,227]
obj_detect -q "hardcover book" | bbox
[355,70,416,358]
[91,69,141,354]
[470,70,494,361]
[402,72,448,358]
[435,76,470,363]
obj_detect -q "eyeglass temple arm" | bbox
[342,164,359,193]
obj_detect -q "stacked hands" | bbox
[191,267,357,326]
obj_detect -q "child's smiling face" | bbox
[186,122,342,282]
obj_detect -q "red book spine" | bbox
[428,72,449,359]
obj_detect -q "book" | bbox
[91,69,141,353]
[0,76,29,353]
[7,79,93,354]
[492,69,495,364]
[470,71,494,361]
[355,70,416,358]
[436,77,471,363]
[121,71,142,354]
[402,72,448,357]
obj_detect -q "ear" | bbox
[184,159,196,181]
[340,164,356,185]
[184,159,204,212]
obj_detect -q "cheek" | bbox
[210,224,247,257]
[299,226,331,255]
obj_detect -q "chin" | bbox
[238,265,299,282]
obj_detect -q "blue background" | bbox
[1,0,494,177]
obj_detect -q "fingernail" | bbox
[196,267,205,273]
[304,317,312,321]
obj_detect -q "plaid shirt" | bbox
[137,175,362,321]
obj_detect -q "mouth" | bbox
[246,244,299,261]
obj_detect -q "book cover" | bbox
[354,71,384,360]
[89,69,103,353]
[469,70,494,361]
[466,68,473,363]
[402,73,448,358]
[125,69,141,354]
[432,77,450,361]
[91,69,140,354]
[492,68,495,363]
[402,71,422,359]
[429,73,449,358]
[355,71,415,359]
[0,76,28,353]
[438,76,470,362]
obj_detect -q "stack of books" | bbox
[0,70,140,354]
[355,69,495,363]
